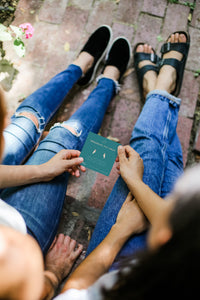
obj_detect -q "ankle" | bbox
[73,52,94,74]
[155,68,176,93]
[102,65,120,81]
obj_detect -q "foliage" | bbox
[0,23,34,57]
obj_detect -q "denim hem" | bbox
[96,75,120,94]
[146,90,181,106]
[69,64,83,76]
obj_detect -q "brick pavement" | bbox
[2,0,200,265]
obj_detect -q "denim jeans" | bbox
[1,64,116,254]
[86,90,184,268]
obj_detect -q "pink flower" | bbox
[19,23,34,39]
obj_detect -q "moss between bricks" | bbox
[0,0,19,26]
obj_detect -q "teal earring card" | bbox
[80,132,120,176]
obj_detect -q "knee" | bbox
[51,121,82,137]
[17,112,39,129]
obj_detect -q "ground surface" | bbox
[1,0,200,275]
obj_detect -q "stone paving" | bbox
[1,0,200,271]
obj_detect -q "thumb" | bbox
[65,157,84,168]
[118,145,127,164]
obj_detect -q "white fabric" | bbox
[54,270,119,300]
[0,198,27,234]
[54,289,89,300]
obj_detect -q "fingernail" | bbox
[118,145,123,150]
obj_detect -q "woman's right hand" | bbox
[116,145,144,184]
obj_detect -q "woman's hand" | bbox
[116,145,144,184]
[115,192,148,237]
[41,149,86,181]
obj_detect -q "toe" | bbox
[73,244,83,259]
[63,235,71,247]
[180,33,186,43]
[143,44,148,53]
[69,239,77,251]
[169,33,175,43]
[136,44,144,53]
[174,32,179,43]
[148,45,154,54]
[57,233,65,245]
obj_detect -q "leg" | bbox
[161,132,183,198]
[2,26,114,166]
[1,34,131,254]
[2,64,82,165]
[87,34,186,265]
[1,75,116,254]
[86,91,182,260]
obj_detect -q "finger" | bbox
[69,150,81,158]
[65,157,84,169]
[124,145,138,158]
[116,163,120,170]
[74,169,80,177]
[62,149,81,159]
[79,165,86,172]
[125,192,133,203]
[117,146,127,164]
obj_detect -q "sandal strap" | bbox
[161,42,189,57]
[138,65,158,83]
[158,57,181,70]
[134,52,160,68]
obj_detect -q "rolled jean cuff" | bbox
[146,89,181,106]
[96,75,121,94]
[69,64,83,76]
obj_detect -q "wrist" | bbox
[124,176,143,191]
[44,270,60,289]
[109,224,130,247]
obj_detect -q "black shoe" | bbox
[77,25,112,86]
[104,36,132,81]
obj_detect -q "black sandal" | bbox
[159,31,190,97]
[134,43,160,102]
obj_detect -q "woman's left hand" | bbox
[115,192,148,237]
[41,149,86,181]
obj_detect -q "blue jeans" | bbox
[1,64,116,254]
[86,90,184,267]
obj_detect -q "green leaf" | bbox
[157,35,164,42]
[14,38,22,46]
[10,25,23,38]
[194,69,200,78]
[13,39,26,57]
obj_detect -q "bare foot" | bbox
[136,43,158,98]
[45,234,83,283]
[73,51,94,74]
[155,32,187,93]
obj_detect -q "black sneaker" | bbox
[77,25,112,86]
[104,36,132,81]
